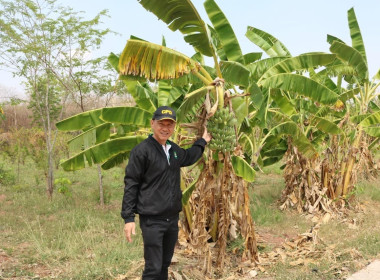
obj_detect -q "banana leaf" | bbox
[220,60,249,87]
[247,57,288,82]
[311,116,343,135]
[243,52,262,64]
[204,0,244,63]
[267,121,316,158]
[260,53,336,80]
[327,34,345,45]
[119,40,200,80]
[330,41,368,81]
[137,0,213,56]
[260,73,339,105]
[61,135,146,171]
[56,109,104,131]
[158,81,186,107]
[246,26,291,57]
[348,8,367,64]
[68,123,111,153]
[231,156,256,182]
[101,107,152,127]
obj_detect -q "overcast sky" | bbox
[1,0,379,99]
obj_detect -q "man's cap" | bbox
[152,106,176,122]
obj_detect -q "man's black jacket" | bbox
[121,135,207,223]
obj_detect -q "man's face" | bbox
[150,119,176,145]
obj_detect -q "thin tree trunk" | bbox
[97,164,104,206]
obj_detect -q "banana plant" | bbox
[325,7,380,198]
[113,0,263,269]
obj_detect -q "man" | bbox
[121,106,211,280]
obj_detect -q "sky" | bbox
[1,0,379,99]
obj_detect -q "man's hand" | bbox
[124,222,136,243]
[202,126,212,143]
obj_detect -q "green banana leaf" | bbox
[231,96,249,126]
[267,121,316,158]
[348,8,367,64]
[339,88,360,102]
[260,73,339,105]
[220,61,249,87]
[101,107,152,127]
[330,41,368,81]
[158,81,185,107]
[176,86,212,122]
[101,152,129,170]
[119,40,200,80]
[56,109,104,131]
[360,111,380,137]
[137,0,213,56]
[309,68,338,92]
[246,26,291,57]
[351,114,370,124]
[260,53,336,80]
[374,69,380,80]
[327,34,345,45]
[68,123,111,153]
[204,0,244,64]
[182,180,197,206]
[61,135,146,171]
[248,83,265,110]
[243,52,262,64]
[247,57,288,81]
[271,89,296,116]
[231,156,256,182]
[311,116,343,135]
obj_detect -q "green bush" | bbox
[0,163,15,186]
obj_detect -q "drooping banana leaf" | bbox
[177,86,213,122]
[348,8,367,64]
[101,107,152,127]
[101,152,130,170]
[260,53,336,80]
[61,135,146,171]
[266,121,316,158]
[220,61,249,87]
[56,109,104,131]
[119,40,201,81]
[231,156,256,182]
[137,0,214,56]
[330,41,368,81]
[260,73,339,105]
[204,0,244,64]
[246,26,291,57]
[108,52,146,82]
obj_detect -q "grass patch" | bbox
[1,156,380,279]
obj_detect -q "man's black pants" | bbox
[139,215,179,280]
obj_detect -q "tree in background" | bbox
[0,0,112,198]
